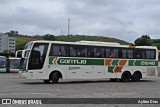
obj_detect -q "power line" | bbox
[68,18,70,35]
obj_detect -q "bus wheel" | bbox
[132,72,142,82]
[43,80,50,83]
[52,72,60,84]
[121,71,131,82]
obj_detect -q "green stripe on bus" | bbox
[108,66,115,73]
[129,60,158,66]
[111,60,119,66]
[49,57,158,66]
[128,60,135,66]
[49,57,104,65]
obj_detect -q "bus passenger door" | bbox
[28,43,49,79]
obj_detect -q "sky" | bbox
[0,0,160,43]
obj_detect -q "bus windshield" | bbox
[24,42,33,50]
[20,42,33,72]
[20,42,49,72]
[28,43,49,70]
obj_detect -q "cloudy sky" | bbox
[0,0,160,42]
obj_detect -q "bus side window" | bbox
[122,49,133,59]
[76,46,87,57]
[70,46,76,57]
[50,44,69,57]
[95,47,104,58]
[105,48,110,58]
[109,48,118,58]
[135,49,145,59]
[128,49,133,58]
[50,45,61,56]
[135,53,142,59]
[109,52,116,58]
[146,50,155,59]
[87,46,94,57]
[60,45,69,57]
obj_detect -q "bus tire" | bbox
[121,71,131,82]
[132,71,142,82]
[51,72,60,84]
[43,80,50,83]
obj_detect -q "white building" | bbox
[0,33,16,53]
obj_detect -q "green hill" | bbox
[16,35,130,50]
[55,35,130,44]
[16,36,39,50]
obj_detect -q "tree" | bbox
[43,34,55,41]
[0,50,15,57]
[134,35,152,46]
[6,30,19,36]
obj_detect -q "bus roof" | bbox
[0,56,6,61]
[9,57,21,59]
[27,40,157,50]
[0,56,6,58]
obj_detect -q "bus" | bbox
[9,57,21,72]
[17,40,159,83]
[0,56,6,72]
[0,56,20,72]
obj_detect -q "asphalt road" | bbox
[0,73,160,107]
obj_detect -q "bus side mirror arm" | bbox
[16,49,30,58]
[15,50,23,57]
[22,50,30,58]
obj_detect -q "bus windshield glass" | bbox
[20,42,33,72]
[24,42,33,50]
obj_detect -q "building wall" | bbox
[0,34,8,52]
[0,33,16,53]
[8,37,16,53]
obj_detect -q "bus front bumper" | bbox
[19,71,27,79]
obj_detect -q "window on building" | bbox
[9,43,14,44]
[9,46,14,48]
[9,39,14,41]
[9,49,14,51]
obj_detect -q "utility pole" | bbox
[61,28,63,36]
[68,18,70,35]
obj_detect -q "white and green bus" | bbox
[17,40,159,83]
